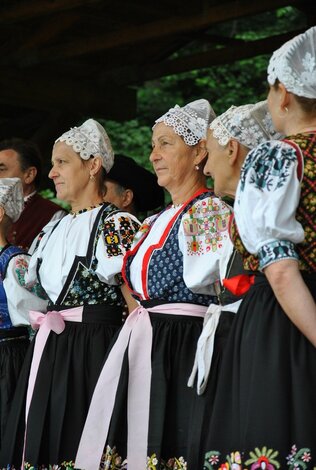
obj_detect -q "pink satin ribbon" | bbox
[23,307,83,464]
[75,303,206,470]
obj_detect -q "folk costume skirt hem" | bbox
[0,305,122,468]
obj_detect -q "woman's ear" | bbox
[89,156,103,177]
[278,82,291,111]
[227,139,239,166]
[194,139,208,166]
[0,206,5,224]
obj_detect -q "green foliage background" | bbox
[42,7,307,206]
[100,7,306,170]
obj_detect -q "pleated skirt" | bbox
[0,328,29,450]
[0,305,122,469]
[202,273,316,469]
[100,304,204,469]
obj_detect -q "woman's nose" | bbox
[150,148,160,162]
[48,166,57,179]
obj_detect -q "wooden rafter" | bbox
[18,0,301,64]
[0,72,136,120]
[0,0,103,23]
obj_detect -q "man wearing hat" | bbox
[105,154,165,218]
[0,177,47,448]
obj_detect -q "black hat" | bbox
[106,154,165,212]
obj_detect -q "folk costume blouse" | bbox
[25,203,140,307]
[124,189,232,304]
[233,133,316,272]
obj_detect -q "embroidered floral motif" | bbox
[245,447,280,469]
[119,216,139,251]
[183,197,230,256]
[14,256,47,299]
[21,460,75,470]
[233,134,316,273]
[240,141,297,193]
[59,205,139,307]
[204,450,221,468]
[62,262,123,307]
[100,447,187,469]
[203,445,313,470]
[288,133,316,272]
[103,217,123,257]
[286,444,312,469]
[100,445,127,469]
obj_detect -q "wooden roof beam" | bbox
[18,12,81,54]
[93,29,304,86]
[0,73,136,121]
[140,29,305,81]
[28,0,301,63]
[0,0,103,23]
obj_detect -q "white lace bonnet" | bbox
[267,26,316,99]
[55,118,114,173]
[210,100,282,148]
[153,99,216,146]
[0,177,24,223]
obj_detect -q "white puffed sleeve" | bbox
[178,196,233,295]
[4,254,48,326]
[234,140,305,270]
[95,212,140,285]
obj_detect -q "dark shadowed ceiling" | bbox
[0,0,314,156]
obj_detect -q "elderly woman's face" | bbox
[150,123,197,194]
[49,141,90,204]
[204,130,230,197]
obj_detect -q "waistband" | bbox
[0,326,29,342]
[47,304,122,326]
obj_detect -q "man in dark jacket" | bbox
[0,138,66,251]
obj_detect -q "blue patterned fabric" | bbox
[257,240,299,270]
[0,245,25,329]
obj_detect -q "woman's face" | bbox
[49,141,91,204]
[150,122,197,194]
[204,130,230,197]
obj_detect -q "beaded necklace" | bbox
[70,202,104,218]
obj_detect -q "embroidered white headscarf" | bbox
[210,100,282,148]
[267,26,316,99]
[56,118,114,173]
[0,177,24,223]
[154,99,216,146]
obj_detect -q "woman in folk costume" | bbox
[202,27,316,469]
[186,100,283,470]
[0,177,47,449]
[75,99,233,470]
[0,119,140,467]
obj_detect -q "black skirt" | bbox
[0,328,29,450]
[202,273,316,469]
[0,305,122,468]
[100,302,204,469]
[186,311,236,470]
